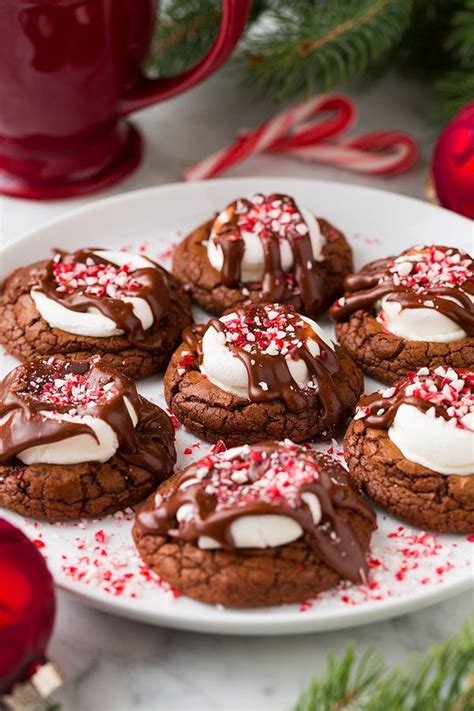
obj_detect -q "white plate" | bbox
[1,178,473,635]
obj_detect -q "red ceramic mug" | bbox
[0,0,251,200]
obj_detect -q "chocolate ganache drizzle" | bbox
[355,366,474,431]
[211,194,327,316]
[0,358,175,477]
[330,245,474,334]
[34,248,173,350]
[184,303,345,435]
[138,441,376,583]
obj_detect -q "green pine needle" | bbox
[294,644,385,711]
[147,0,221,77]
[148,0,473,122]
[147,0,267,77]
[294,615,474,711]
[444,0,474,65]
[433,0,474,123]
[238,1,414,101]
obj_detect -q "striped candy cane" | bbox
[184,94,418,181]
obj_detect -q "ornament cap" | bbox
[425,172,440,206]
[2,662,62,711]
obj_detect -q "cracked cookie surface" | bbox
[335,310,474,384]
[172,218,352,317]
[344,419,474,533]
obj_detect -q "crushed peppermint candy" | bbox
[356,366,474,431]
[384,245,472,294]
[179,351,195,368]
[170,441,323,515]
[166,408,181,429]
[219,303,310,358]
[216,193,313,243]
[22,358,117,413]
[52,253,146,298]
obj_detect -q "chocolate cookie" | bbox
[172,193,352,318]
[164,303,363,446]
[0,357,176,520]
[133,441,376,607]
[0,248,193,380]
[344,367,474,533]
[330,244,474,384]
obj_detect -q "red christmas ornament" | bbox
[0,519,56,696]
[431,103,474,219]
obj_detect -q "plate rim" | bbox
[6,176,472,254]
[58,573,472,636]
[2,176,473,634]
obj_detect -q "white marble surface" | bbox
[1,69,472,711]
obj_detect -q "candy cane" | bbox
[184,94,418,181]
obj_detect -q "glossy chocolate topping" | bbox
[34,248,174,350]
[184,303,345,435]
[211,194,326,316]
[138,441,376,584]
[0,358,176,477]
[355,367,474,431]
[330,245,474,335]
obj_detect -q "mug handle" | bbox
[119,0,251,117]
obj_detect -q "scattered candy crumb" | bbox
[166,408,181,429]
[16,500,471,613]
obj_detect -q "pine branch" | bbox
[398,0,461,78]
[432,0,474,122]
[294,644,385,711]
[444,0,474,65]
[147,0,267,78]
[147,0,221,77]
[146,0,472,122]
[432,70,474,124]
[238,0,415,101]
[294,615,474,711]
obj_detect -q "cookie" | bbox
[330,244,474,384]
[164,302,363,446]
[133,440,376,607]
[172,193,353,318]
[344,367,474,533]
[0,248,193,380]
[0,357,176,520]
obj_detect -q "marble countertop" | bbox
[2,69,472,711]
